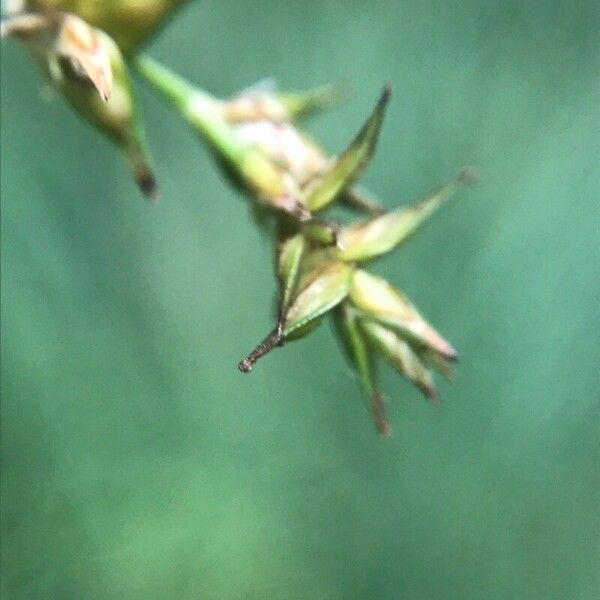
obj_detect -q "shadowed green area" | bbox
[1,1,599,598]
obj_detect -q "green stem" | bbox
[135,55,198,112]
[135,55,247,165]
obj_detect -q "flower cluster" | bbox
[1,0,186,197]
[2,0,477,434]
[137,57,478,434]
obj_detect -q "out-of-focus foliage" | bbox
[5,0,188,53]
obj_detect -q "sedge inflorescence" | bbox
[2,1,478,434]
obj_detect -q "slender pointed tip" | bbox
[238,358,253,373]
[457,166,480,186]
[379,84,393,109]
[136,172,159,201]
[372,391,392,436]
[427,388,441,405]
[238,328,283,373]
[377,421,392,437]
[433,339,459,362]
[420,383,439,402]
[279,82,348,120]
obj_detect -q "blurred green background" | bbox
[1,1,599,598]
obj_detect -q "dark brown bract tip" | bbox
[457,166,480,187]
[137,171,159,201]
[238,328,284,374]
[372,391,391,437]
[238,359,252,373]
[422,384,439,402]
[379,84,393,109]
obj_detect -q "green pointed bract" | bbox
[337,167,479,261]
[278,84,342,121]
[277,232,306,312]
[336,304,390,436]
[349,270,457,361]
[137,57,397,226]
[11,0,190,54]
[303,85,391,213]
[283,261,353,337]
[336,304,375,395]
[360,319,437,400]
[238,260,352,373]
